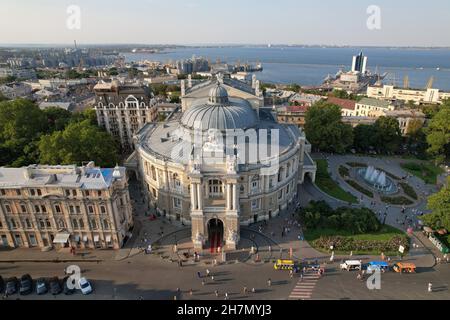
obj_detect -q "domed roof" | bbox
[180,84,258,131]
[208,83,229,104]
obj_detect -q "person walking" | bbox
[215,290,219,297]
[206,269,211,277]
[197,271,201,279]
[243,286,248,294]
[189,289,193,296]
[224,292,229,300]
[267,278,272,287]
[251,288,256,293]
[428,282,433,293]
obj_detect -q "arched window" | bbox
[286,163,291,177]
[90,219,97,230]
[25,218,32,229]
[100,206,106,214]
[58,219,65,229]
[39,219,45,229]
[79,219,84,229]
[251,175,260,192]
[72,219,78,229]
[103,219,109,229]
[278,167,285,183]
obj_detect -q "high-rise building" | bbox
[94,81,158,152]
[351,51,368,74]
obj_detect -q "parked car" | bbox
[19,274,33,295]
[63,276,76,295]
[340,260,362,271]
[0,276,4,294]
[49,277,62,295]
[5,277,19,295]
[36,278,48,295]
[78,277,93,295]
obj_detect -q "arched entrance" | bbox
[207,218,224,253]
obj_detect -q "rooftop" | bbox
[0,163,125,190]
[357,97,392,108]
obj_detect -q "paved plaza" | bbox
[1,155,449,300]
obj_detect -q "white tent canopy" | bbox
[53,233,70,244]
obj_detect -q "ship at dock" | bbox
[322,51,387,94]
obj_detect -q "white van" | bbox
[340,260,362,271]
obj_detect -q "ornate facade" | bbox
[0,163,133,250]
[94,81,158,152]
[131,80,316,251]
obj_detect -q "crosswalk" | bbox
[289,271,320,300]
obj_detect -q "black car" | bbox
[49,277,62,295]
[19,274,33,295]
[0,276,4,293]
[36,278,48,295]
[63,276,75,295]
[5,277,18,295]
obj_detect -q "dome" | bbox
[181,85,258,131]
[208,82,229,104]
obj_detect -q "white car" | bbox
[78,277,93,295]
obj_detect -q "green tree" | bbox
[305,102,353,153]
[426,106,450,164]
[353,124,376,152]
[423,177,450,230]
[43,107,73,132]
[0,99,48,165]
[372,116,402,154]
[38,120,119,167]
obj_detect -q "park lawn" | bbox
[315,160,358,204]
[304,225,406,256]
[401,161,444,185]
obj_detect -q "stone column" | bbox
[232,184,238,211]
[197,183,202,210]
[226,184,231,210]
[191,183,198,210]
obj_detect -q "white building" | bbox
[367,85,450,105]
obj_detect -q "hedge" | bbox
[399,182,418,200]
[345,180,374,198]
[312,235,409,254]
[381,196,414,205]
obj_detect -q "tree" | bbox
[38,120,119,167]
[43,107,73,132]
[305,102,353,153]
[353,124,376,152]
[426,106,450,164]
[372,116,402,154]
[0,99,48,165]
[423,177,450,230]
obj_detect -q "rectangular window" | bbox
[55,205,61,213]
[72,190,77,197]
[69,206,75,214]
[5,204,11,213]
[30,189,36,196]
[37,189,42,196]
[20,204,27,213]
[76,206,81,214]
[88,206,94,214]
[0,189,5,196]
[173,198,182,209]
[16,189,21,196]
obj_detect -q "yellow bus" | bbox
[274,259,297,271]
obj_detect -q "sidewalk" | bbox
[0,247,113,263]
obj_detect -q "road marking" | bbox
[289,270,322,300]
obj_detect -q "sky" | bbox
[1,0,450,46]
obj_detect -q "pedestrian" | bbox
[211,276,215,282]
[197,271,201,279]
[201,280,205,286]
[224,292,229,300]
[267,278,272,287]
[215,290,219,297]
[206,269,210,277]
[252,287,256,293]
[289,270,294,278]
[243,286,247,294]
[428,282,433,293]
[300,273,303,282]
[189,289,193,296]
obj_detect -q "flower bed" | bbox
[346,162,366,168]
[339,165,350,177]
[312,235,409,255]
[345,180,374,198]
[399,182,418,200]
[380,196,414,206]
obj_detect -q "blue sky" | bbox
[1,0,449,46]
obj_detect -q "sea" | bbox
[123,47,450,91]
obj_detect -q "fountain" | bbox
[358,166,397,194]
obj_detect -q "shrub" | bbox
[345,180,374,198]
[381,196,414,205]
[312,235,409,254]
[346,162,366,168]
[399,182,418,200]
[339,166,350,177]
